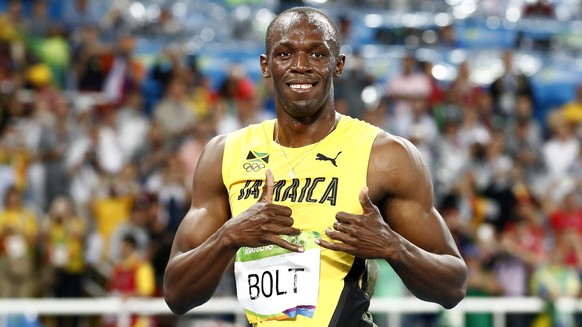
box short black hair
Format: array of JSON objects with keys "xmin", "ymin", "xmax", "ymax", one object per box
[
  {"xmin": 122, "ymin": 233, "xmax": 138, "ymax": 248},
  {"xmin": 265, "ymin": 7, "xmax": 340, "ymax": 57}
]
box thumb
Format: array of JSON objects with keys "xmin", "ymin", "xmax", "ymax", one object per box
[
  {"xmin": 259, "ymin": 169, "xmax": 275, "ymax": 203},
  {"xmin": 359, "ymin": 186, "xmax": 375, "ymax": 213}
]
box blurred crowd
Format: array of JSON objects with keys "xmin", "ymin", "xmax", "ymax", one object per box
[{"xmin": 0, "ymin": 0, "xmax": 582, "ymax": 327}]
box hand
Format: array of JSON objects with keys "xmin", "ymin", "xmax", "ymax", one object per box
[
  {"xmin": 316, "ymin": 187, "xmax": 397, "ymax": 260},
  {"xmin": 224, "ymin": 169, "xmax": 303, "ymax": 252}
]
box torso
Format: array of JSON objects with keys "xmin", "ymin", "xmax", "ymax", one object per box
[{"xmin": 222, "ymin": 114, "xmax": 382, "ymax": 326}]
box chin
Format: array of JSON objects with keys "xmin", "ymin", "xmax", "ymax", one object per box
[
  {"xmin": 283, "ymin": 99, "xmax": 325, "ymax": 118},
  {"xmin": 285, "ymin": 105, "xmax": 317, "ymax": 118}
]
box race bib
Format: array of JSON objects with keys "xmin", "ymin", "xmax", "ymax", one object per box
[{"xmin": 234, "ymin": 231, "xmax": 321, "ymax": 323}]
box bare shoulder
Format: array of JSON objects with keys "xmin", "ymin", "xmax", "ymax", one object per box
[
  {"xmin": 172, "ymin": 134, "xmax": 230, "ymax": 255},
  {"xmin": 197, "ymin": 134, "xmax": 228, "ymax": 170},
  {"xmin": 191, "ymin": 134, "xmax": 228, "ymax": 202},
  {"xmin": 367, "ymin": 132, "xmax": 433, "ymax": 207}
]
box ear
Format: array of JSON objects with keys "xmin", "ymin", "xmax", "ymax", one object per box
[
  {"xmin": 260, "ymin": 54, "xmax": 271, "ymax": 78},
  {"xmin": 334, "ymin": 54, "xmax": 346, "ymax": 77}
]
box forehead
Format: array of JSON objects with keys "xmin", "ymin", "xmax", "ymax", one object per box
[{"xmin": 270, "ymin": 12, "xmax": 335, "ymax": 47}]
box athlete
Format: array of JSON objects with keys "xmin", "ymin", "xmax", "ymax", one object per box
[{"xmin": 163, "ymin": 7, "xmax": 467, "ymax": 326}]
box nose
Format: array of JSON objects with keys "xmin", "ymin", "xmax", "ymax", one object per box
[{"xmin": 290, "ymin": 52, "xmax": 311, "ymax": 73}]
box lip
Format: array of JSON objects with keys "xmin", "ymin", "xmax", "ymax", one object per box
[{"xmin": 286, "ymin": 81, "xmax": 318, "ymax": 93}]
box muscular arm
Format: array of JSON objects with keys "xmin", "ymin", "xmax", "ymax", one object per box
[
  {"xmin": 369, "ymin": 134, "xmax": 467, "ymax": 308},
  {"xmin": 317, "ymin": 133, "xmax": 467, "ymax": 308},
  {"xmin": 163, "ymin": 135, "xmax": 235, "ymax": 314},
  {"xmin": 163, "ymin": 136, "xmax": 303, "ymax": 315}
]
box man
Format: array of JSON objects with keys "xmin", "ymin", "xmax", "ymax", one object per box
[{"xmin": 164, "ymin": 7, "xmax": 467, "ymax": 326}]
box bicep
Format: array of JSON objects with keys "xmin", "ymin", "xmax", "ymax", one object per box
[
  {"xmin": 170, "ymin": 135, "xmax": 231, "ymax": 257},
  {"xmin": 383, "ymin": 199, "xmax": 460, "ymax": 256},
  {"xmin": 369, "ymin": 134, "xmax": 460, "ymax": 257}
]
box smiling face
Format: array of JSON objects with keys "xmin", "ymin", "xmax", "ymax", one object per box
[{"xmin": 261, "ymin": 9, "xmax": 345, "ymax": 120}]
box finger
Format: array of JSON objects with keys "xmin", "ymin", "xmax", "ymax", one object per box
[
  {"xmin": 269, "ymin": 204, "xmax": 293, "ymax": 218},
  {"xmin": 325, "ymin": 227, "xmax": 357, "ymax": 244},
  {"xmin": 332, "ymin": 220, "xmax": 351, "ymax": 232},
  {"xmin": 267, "ymin": 235, "xmax": 304, "ymax": 253},
  {"xmin": 259, "ymin": 169, "xmax": 275, "ymax": 203},
  {"xmin": 264, "ymin": 224, "xmax": 301, "ymax": 236},
  {"xmin": 315, "ymin": 237, "xmax": 351, "ymax": 253},
  {"xmin": 359, "ymin": 186, "xmax": 376, "ymax": 214},
  {"xmin": 334, "ymin": 211, "xmax": 358, "ymax": 225}
]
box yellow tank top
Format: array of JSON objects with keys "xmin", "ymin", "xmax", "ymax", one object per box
[{"xmin": 223, "ymin": 114, "xmax": 382, "ymax": 327}]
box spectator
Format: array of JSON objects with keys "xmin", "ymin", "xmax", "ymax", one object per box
[
  {"xmin": 0, "ymin": 109, "xmax": 30, "ymax": 206},
  {"xmin": 434, "ymin": 110, "xmax": 469, "ymax": 198},
  {"xmin": 449, "ymin": 61, "xmax": 481, "ymax": 109},
  {"xmin": 420, "ymin": 60, "xmax": 446, "ymax": 110},
  {"xmin": 547, "ymin": 180, "xmax": 582, "ymax": 268},
  {"xmin": 335, "ymin": 51, "xmax": 375, "ymax": 119},
  {"xmin": 102, "ymin": 34, "xmax": 144, "ymax": 106},
  {"xmin": 62, "ymin": 0, "xmax": 101, "ymax": 31},
  {"xmin": 561, "ymin": 83, "xmax": 582, "ymax": 138},
  {"xmin": 34, "ymin": 25, "xmax": 70, "ymax": 89},
  {"xmin": 504, "ymin": 94, "xmax": 545, "ymax": 186},
  {"xmin": 109, "ymin": 193, "xmax": 150, "ymax": 263},
  {"xmin": 144, "ymin": 153, "xmax": 189, "ymax": 234},
  {"xmin": 0, "ymin": 186, "xmax": 38, "ymax": 298},
  {"xmin": 215, "ymin": 63, "xmax": 258, "ymax": 134},
  {"xmin": 384, "ymin": 53, "xmax": 431, "ymax": 137},
  {"xmin": 71, "ymin": 23, "xmax": 109, "ymax": 92},
  {"xmin": 178, "ymin": 117, "xmax": 216, "ymax": 184},
  {"xmin": 116, "ymin": 91, "xmax": 150, "ymax": 160},
  {"xmin": 66, "ymin": 113, "xmax": 102, "ymax": 219},
  {"xmin": 152, "ymin": 76, "xmax": 198, "ymax": 149},
  {"xmin": 37, "ymin": 98, "xmax": 72, "ymax": 210},
  {"xmin": 493, "ymin": 195, "xmax": 546, "ymax": 327},
  {"xmin": 490, "ymin": 51, "xmax": 533, "ymax": 118},
  {"xmin": 475, "ymin": 133, "xmax": 516, "ymax": 231},
  {"xmin": 542, "ymin": 111, "xmax": 579, "ymax": 183},
  {"xmin": 139, "ymin": 6, "xmax": 185, "ymax": 41},
  {"xmin": 530, "ymin": 238, "xmax": 581, "ymax": 327},
  {"xmin": 90, "ymin": 177, "xmax": 135, "ymax": 261},
  {"xmin": 22, "ymin": 0, "xmax": 52, "ymax": 40},
  {"xmin": 437, "ymin": 24, "xmax": 458, "ymax": 48},
  {"xmin": 133, "ymin": 122, "xmax": 172, "ymax": 183},
  {"xmin": 107, "ymin": 233, "xmax": 156, "ymax": 327},
  {"xmin": 142, "ymin": 194, "xmax": 171, "ymax": 292},
  {"xmin": 522, "ymin": 0, "xmax": 556, "ymax": 19},
  {"xmin": 41, "ymin": 196, "xmax": 86, "ymax": 327},
  {"xmin": 464, "ymin": 244, "xmax": 502, "ymax": 327}
]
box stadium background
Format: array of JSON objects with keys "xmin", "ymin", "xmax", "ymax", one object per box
[{"xmin": 1, "ymin": 0, "xmax": 582, "ymax": 326}]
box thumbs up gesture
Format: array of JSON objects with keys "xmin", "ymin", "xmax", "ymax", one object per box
[
  {"xmin": 315, "ymin": 187, "xmax": 395, "ymax": 259},
  {"xmin": 225, "ymin": 169, "xmax": 304, "ymax": 252}
]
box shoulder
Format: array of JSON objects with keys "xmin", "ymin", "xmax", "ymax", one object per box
[
  {"xmin": 368, "ymin": 132, "xmax": 433, "ymax": 204},
  {"xmin": 197, "ymin": 134, "xmax": 228, "ymax": 172},
  {"xmin": 370, "ymin": 132, "xmax": 423, "ymax": 165},
  {"xmin": 198, "ymin": 120, "xmax": 271, "ymax": 170}
]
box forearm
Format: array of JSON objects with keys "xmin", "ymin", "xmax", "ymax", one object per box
[
  {"xmin": 387, "ymin": 235, "xmax": 467, "ymax": 309},
  {"xmin": 163, "ymin": 228, "xmax": 237, "ymax": 315}
]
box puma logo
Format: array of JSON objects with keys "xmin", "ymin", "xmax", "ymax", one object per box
[{"xmin": 316, "ymin": 151, "xmax": 342, "ymax": 167}]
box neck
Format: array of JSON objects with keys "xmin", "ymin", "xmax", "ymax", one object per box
[{"xmin": 274, "ymin": 111, "xmax": 338, "ymax": 148}]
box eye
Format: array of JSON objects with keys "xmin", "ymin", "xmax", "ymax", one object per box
[
  {"xmin": 278, "ymin": 51, "xmax": 291, "ymax": 58},
  {"xmin": 311, "ymin": 52, "xmax": 325, "ymax": 58}
]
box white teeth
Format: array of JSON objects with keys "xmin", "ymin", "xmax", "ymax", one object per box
[{"xmin": 289, "ymin": 84, "xmax": 313, "ymax": 89}]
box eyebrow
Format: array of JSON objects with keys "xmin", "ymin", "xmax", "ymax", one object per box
[{"xmin": 273, "ymin": 40, "xmax": 330, "ymax": 50}]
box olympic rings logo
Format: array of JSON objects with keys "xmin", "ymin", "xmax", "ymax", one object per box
[{"xmin": 243, "ymin": 162, "xmax": 265, "ymax": 172}]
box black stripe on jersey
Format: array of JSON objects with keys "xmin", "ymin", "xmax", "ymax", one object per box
[{"xmin": 328, "ymin": 257, "xmax": 374, "ymax": 327}]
